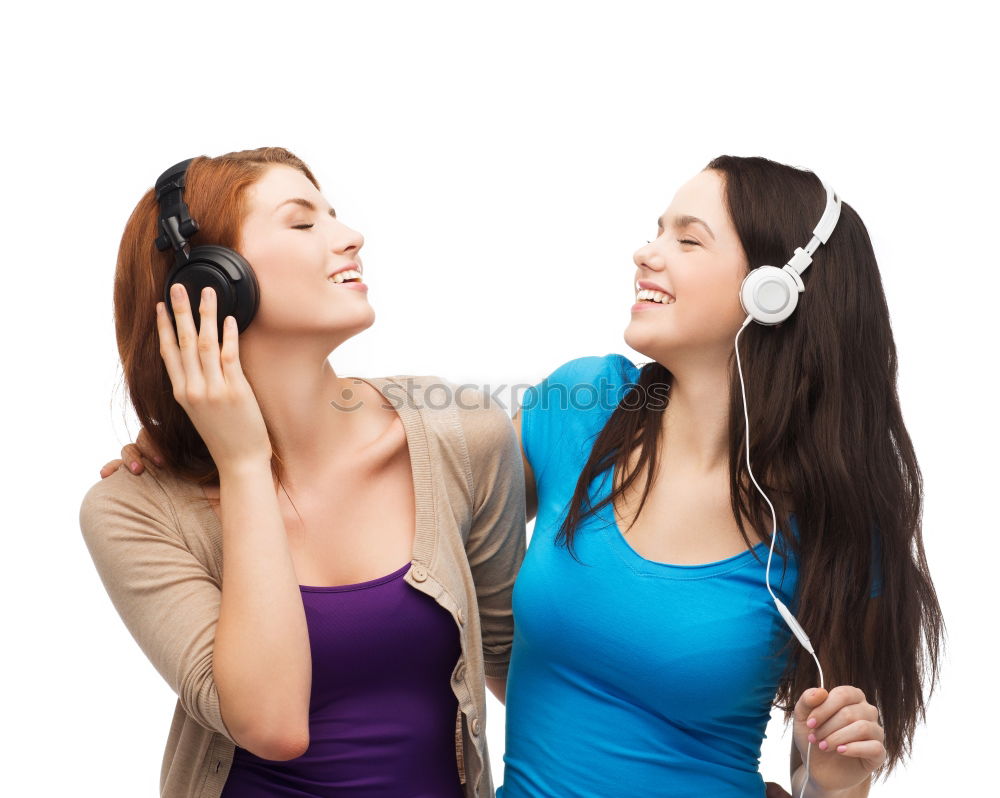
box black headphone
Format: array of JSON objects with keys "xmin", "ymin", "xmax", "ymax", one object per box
[{"xmin": 154, "ymin": 157, "xmax": 260, "ymax": 341}]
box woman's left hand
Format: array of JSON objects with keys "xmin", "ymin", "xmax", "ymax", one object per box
[{"xmin": 793, "ymin": 685, "xmax": 887, "ymax": 794}]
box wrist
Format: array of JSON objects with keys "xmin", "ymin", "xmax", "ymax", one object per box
[
  {"xmin": 217, "ymin": 455, "xmax": 274, "ymax": 481},
  {"xmin": 791, "ymin": 765, "xmax": 870, "ymax": 798}
]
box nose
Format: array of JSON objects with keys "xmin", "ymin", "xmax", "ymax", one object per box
[
  {"xmin": 633, "ymin": 240, "xmax": 664, "ymax": 272},
  {"xmin": 331, "ymin": 219, "xmax": 364, "ymax": 256}
]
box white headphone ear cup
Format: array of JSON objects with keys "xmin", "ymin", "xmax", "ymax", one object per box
[{"xmin": 739, "ymin": 266, "xmax": 800, "ymax": 326}]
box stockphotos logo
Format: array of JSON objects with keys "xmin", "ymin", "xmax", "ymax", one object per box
[{"xmin": 328, "ymin": 377, "xmax": 669, "ymax": 413}]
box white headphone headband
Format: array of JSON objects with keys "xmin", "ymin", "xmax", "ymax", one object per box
[{"xmin": 785, "ymin": 182, "xmax": 842, "ymax": 275}]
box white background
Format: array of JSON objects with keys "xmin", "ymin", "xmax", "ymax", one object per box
[{"xmin": 2, "ymin": 1, "xmax": 994, "ymax": 795}]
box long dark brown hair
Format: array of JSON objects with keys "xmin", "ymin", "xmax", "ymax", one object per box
[
  {"xmin": 556, "ymin": 155, "xmax": 944, "ymax": 778},
  {"xmin": 114, "ymin": 147, "xmax": 319, "ymax": 495}
]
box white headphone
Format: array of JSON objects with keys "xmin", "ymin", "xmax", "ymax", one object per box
[
  {"xmin": 739, "ymin": 182, "xmax": 842, "ymax": 326},
  {"xmin": 734, "ymin": 180, "xmax": 842, "ymax": 798}
]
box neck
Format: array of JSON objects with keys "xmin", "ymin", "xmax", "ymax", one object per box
[
  {"xmin": 237, "ymin": 330, "xmax": 362, "ymax": 481},
  {"xmin": 657, "ymin": 355, "xmax": 733, "ymax": 477}
]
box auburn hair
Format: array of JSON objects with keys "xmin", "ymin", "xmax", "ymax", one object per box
[
  {"xmin": 113, "ymin": 147, "xmax": 319, "ymax": 492},
  {"xmin": 555, "ymin": 155, "xmax": 944, "ymax": 778}
]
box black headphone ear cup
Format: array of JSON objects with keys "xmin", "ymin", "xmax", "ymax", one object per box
[{"xmin": 164, "ymin": 245, "xmax": 260, "ymax": 342}]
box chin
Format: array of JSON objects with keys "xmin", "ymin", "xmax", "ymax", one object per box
[
  {"xmin": 624, "ymin": 322, "xmax": 681, "ymax": 370},
  {"xmin": 336, "ymin": 305, "xmax": 376, "ymax": 336},
  {"xmin": 357, "ymin": 306, "xmax": 376, "ymax": 331},
  {"xmin": 624, "ymin": 320, "xmax": 660, "ymax": 359},
  {"xmin": 332, "ymin": 297, "xmax": 374, "ymax": 319}
]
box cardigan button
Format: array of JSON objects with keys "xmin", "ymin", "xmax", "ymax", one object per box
[
  {"xmin": 411, "ymin": 564, "xmax": 428, "ymax": 582},
  {"xmin": 455, "ymin": 664, "xmax": 465, "ymax": 681},
  {"xmin": 471, "ymin": 716, "xmax": 481, "ymax": 735},
  {"xmin": 457, "ymin": 608, "xmax": 466, "ymax": 624}
]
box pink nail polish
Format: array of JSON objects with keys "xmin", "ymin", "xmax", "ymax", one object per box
[
  {"xmin": 130, "ymin": 461, "xmax": 140, "ymax": 473},
  {"xmin": 808, "ymin": 733, "xmax": 816, "ymax": 744},
  {"xmin": 807, "ymin": 717, "xmax": 817, "ymax": 728},
  {"xmin": 837, "ymin": 745, "xmax": 848, "ymax": 753},
  {"xmin": 818, "ymin": 740, "xmax": 828, "ymax": 751}
]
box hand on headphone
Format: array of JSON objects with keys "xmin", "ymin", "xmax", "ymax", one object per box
[
  {"xmin": 792, "ymin": 685, "xmax": 886, "ymax": 794},
  {"xmin": 156, "ymin": 283, "xmax": 272, "ymax": 472}
]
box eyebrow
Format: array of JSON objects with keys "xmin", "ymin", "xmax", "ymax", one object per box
[
  {"xmin": 275, "ymin": 197, "xmax": 337, "ymax": 218},
  {"xmin": 656, "ymin": 213, "xmax": 715, "ymax": 240}
]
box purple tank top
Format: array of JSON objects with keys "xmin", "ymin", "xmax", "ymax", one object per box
[{"xmin": 220, "ymin": 562, "xmax": 465, "ymax": 797}]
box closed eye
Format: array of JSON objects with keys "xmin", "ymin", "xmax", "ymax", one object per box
[
  {"xmin": 292, "ymin": 224, "xmax": 314, "ymax": 230},
  {"xmin": 646, "ymin": 238, "xmax": 700, "ymax": 245}
]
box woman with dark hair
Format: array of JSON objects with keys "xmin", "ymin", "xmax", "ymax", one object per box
[
  {"xmin": 80, "ymin": 147, "xmax": 525, "ymax": 798},
  {"xmin": 496, "ymin": 156, "xmax": 944, "ymax": 797}
]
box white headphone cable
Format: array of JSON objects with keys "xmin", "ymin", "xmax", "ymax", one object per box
[{"xmin": 735, "ymin": 314, "xmax": 824, "ymax": 798}]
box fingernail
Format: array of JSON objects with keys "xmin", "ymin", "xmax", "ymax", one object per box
[
  {"xmin": 808, "ymin": 733, "xmax": 816, "ymax": 744},
  {"xmin": 837, "ymin": 745, "xmax": 848, "ymax": 753},
  {"xmin": 806, "ymin": 717, "xmax": 817, "ymax": 728},
  {"xmin": 130, "ymin": 461, "xmax": 140, "ymax": 473},
  {"xmin": 153, "ymin": 456, "xmax": 163, "ymax": 465},
  {"xmin": 818, "ymin": 740, "xmax": 829, "ymax": 751}
]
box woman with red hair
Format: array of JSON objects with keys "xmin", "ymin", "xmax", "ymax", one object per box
[{"xmin": 80, "ymin": 147, "xmax": 524, "ymax": 798}]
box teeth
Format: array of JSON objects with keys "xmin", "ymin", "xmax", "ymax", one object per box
[
  {"xmin": 329, "ymin": 269, "xmax": 362, "ymax": 284},
  {"xmin": 636, "ymin": 288, "xmax": 675, "ymax": 304}
]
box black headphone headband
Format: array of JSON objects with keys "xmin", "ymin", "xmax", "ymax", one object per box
[{"xmin": 154, "ymin": 158, "xmax": 200, "ymax": 262}]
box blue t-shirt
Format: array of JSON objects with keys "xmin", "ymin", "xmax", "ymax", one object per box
[{"xmin": 498, "ymin": 354, "xmax": 880, "ymax": 798}]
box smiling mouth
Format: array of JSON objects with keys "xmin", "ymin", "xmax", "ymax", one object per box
[
  {"xmin": 635, "ymin": 288, "xmax": 675, "ymax": 305},
  {"xmin": 328, "ymin": 269, "xmax": 363, "ymax": 284}
]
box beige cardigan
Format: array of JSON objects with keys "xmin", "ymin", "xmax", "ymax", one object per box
[{"xmin": 79, "ymin": 374, "xmax": 527, "ymax": 798}]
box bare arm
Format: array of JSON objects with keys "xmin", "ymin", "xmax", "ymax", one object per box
[
  {"xmin": 790, "ymin": 758, "xmax": 871, "ymax": 798},
  {"xmin": 213, "ymin": 460, "xmax": 313, "ymax": 759}
]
